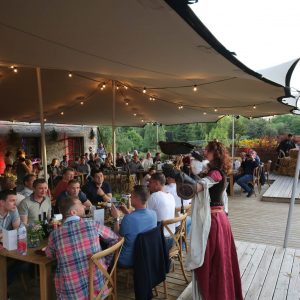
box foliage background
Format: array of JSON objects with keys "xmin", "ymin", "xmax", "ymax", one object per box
[{"xmin": 97, "ymin": 114, "xmax": 300, "ymax": 154}]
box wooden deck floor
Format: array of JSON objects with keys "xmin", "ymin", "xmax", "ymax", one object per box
[
  {"xmin": 262, "ymin": 174, "xmax": 300, "ymax": 203},
  {"xmin": 179, "ymin": 241, "xmax": 300, "ymax": 300}
]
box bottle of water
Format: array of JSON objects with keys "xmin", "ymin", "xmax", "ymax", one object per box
[{"xmin": 17, "ymin": 223, "xmax": 27, "ymax": 255}]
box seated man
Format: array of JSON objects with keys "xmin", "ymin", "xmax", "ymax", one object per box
[
  {"xmin": 19, "ymin": 173, "xmax": 36, "ymax": 198},
  {"xmin": 82, "ymin": 168, "xmax": 112, "ymax": 205},
  {"xmin": 45, "ymin": 196, "xmax": 119, "ymax": 300},
  {"xmin": 234, "ymin": 152, "xmax": 259, "ymax": 197},
  {"xmin": 76, "ymin": 155, "xmax": 91, "ymax": 175},
  {"xmin": 111, "ymin": 185, "xmax": 157, "ymax": 267},
  {"xmin": 0, "ymin": 190, "xmax": 20, "ymax": 242},
  {"xmin": 18, "ymin": 178, "xmax": 52, "ymax": 224},
  {"xmin": 128, "ymin": 154, "xmax": 144, "ymax": 174},
  {"xmin": 55, "ymin": 179, "xmax": 92, "ymax": 214},
  {"xmin": 164, "ymin": 171, "xmax": 191, "ymax": 238},
  {"xmin": 0, "ymin": 176, "xmax": 25, "ymax": 206},
  {"xmin": 147, "ymin": 173, "xmax": 176, "ymax": 249},
  {"xmin": 53, "ymin": 168, "xmax": 75, "ymax": 199}
]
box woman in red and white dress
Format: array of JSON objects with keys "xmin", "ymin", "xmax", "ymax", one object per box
[{"xmin": 186, "ymin": 140, "xmax": 243, "ymax": 300}]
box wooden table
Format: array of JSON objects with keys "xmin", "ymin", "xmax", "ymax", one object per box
[{"xmin": 0, "ymin": 241, "xmax": 55, "ymax": 300}]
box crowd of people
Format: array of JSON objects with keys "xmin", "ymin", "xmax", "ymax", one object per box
[{"xmin": 5, "ymin": 138, "xmax": 286, "ymax": 299}]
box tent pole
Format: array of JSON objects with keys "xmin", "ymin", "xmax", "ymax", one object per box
[
  {"xmin": 112, "ymin": 80, "xmax": 116, "ymax": 165},
  {"xmin": 36, "ymin": 67, "xmax": 48, "ymax": 180},
  {"xmin": 231, "ymin": 115, "xmax": 235, "ymax": 166},
  {"xmin": 156, "ymin": 123, "xmax": 159, "ymax": 152},
  {"xmin": 283, "ymin": 145, "xmax": 300, "ymax": 248}
]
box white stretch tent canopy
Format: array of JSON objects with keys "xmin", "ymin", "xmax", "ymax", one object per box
[{"xmin": 0, "ymin": 0, "xmax": 295, "ymax": 126}]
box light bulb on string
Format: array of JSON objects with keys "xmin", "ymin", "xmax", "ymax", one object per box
[
  {"xmin": 9, "ymin": 65, "xmax": 14, "ymax": 69},
  {"xmin": 193, "ymin": 85, "xmax": 197, "ymax": 92},
  {"xmin": 80, "ymin": 101, "xmax": 84, "ymax": 105},
  {"xmin": 203, "ymin": 112, "xmax": 207, "ymax": 115},
  {"xmin": 143, "ymin": 87, "xmax": 146, "ymax": 94},
  {"xmin": 68, "ymin": 72, "xmax": 73, "ymax": 78},
  {"xmin": 116, "ymin": 86, "xmax": 119, "ymax": 90},
  {"xmin": 141, "ymin": 119, "xmax": 144, "ymax": 123},
  {"xmin": 44, "ymin": 118, "xmax": 47, "ymax": 122},
  {"xmin": 124, "ymin": 85, "xmax": 128, "ymax": 90},
  {"xmin": 60, "ymin": 112, "xmax": 64, "ymax": 115},
  {"xmin": 253, "ymin": 105, "xmax": 257, "ymax": 109},
  {"xmin": 178, "ymin": 105, "xmax": 183, "ymax": 110},
  {"xmin": 102, "ymin": 83, "xmax": 106, "ymax": 89},
  {"xmin": 13, "ymin": 67, "xmax": 18, "ymax": 73},
  {"xmin": 214, "ymin": 108, "xmax": 218, "ymax": 112},
  {"xmin": 133, "ymin": 113, "xmax": 137, "ymax": 117}
]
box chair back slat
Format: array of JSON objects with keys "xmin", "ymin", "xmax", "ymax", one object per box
[{"xmin": 89, "ymin": 237, "xmax": 124, "ymax": 300}]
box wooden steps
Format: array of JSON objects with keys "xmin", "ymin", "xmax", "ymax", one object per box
[{"xmin": 262, "ymin": 174, "xmax": 300, "ymax": 203}]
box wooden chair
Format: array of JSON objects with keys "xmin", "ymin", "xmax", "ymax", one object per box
[
  {"xmin": 162, "ymin": 213, "xmax": 189, "ymax": 298},
  {"xmin": 239, "ymin": 166, "xmax": 262, "ymax": 196},
  {"xmin": 175, "ymin": 204, "xmax": 192, "ymax": 253},
  {"xmin": 264, "ymin": 160, "xmax": 272, "ymax": 186},
  {"xmin": 89, "ymin": 237, "xmax": 124, "ymax": 300}
]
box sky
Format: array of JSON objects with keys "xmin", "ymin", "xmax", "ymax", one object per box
[{"xmin": 190, "ymin": 0, "xmax": 300, "ymax": 91}]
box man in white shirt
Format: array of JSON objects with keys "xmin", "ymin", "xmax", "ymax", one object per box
[
  {"xmin": 147, "ymin": 173, "xmax": 175, "ymax": 249},
  {"xmin": 142, "ymin": 152, "xmax": 153, "ymax": 171}
]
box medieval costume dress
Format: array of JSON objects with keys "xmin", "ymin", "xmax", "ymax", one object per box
[{"xmin": 185, "ymin": 169, "xmax": 243, "ymax": 300}]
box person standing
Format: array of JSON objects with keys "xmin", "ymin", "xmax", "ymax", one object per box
[
  {"xmin": 142, "ymin": 152, "xmax": 153, "ymax": 171},
  {"xmin": 185, "ymin": 140, "xmax": 242, "ymax": 300}
]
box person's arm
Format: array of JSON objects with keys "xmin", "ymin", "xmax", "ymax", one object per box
[
  {"xmin": 18, "ymin": 200, "xmax": 29, "ymax": 225},
  {"xmin": 21, "ymin": 161, "xmax": 31, "ymax": 174},
  {"xmin": 111, "ymin": 204, "xmax": 121, "ymax": 234},
  {"xmin": 45, "ymin": 233, "xmax": 56, "ymax": 258},
  {"xmin": 12, "ymin": 210, "xmax": 21, "ymax": 229}
]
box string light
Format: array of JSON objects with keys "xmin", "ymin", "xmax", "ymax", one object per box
[
  {"xmin": 124, "ymin": 85, "xmax": 128, "ymax": 90},
  {"xmin": 143, "ymin": 87, "xmax": 146, "ymax": 94},
  {"xmin": 80, "ymin": 101, "xmax": 84, "ymax": 105},
  {"xmin": 116, "ymin": 86, "xmax": 119, "ymax": 90},
  {"xmin": 68, "ymin": 72, "xmax": 73, "ymax": 78},
  {"xmin": 9, "ymin": 65, "xmax": 14, "ymax": 69},
  {"xmin": 133, "ymin": 113, "xmax": 137, "ymax": 116},
  {"xmin": 102, "ymin": 83, "xmax": 106, "ymax": 89},
  {"xmin": 203, "ymin": 112, "xmax": 207, "ymax": 115},
  {"xmin": 253, "ymin": 105, "xmax": 257, "ymax": 109},
  {"xmin": 44, "ymin": 118, "xmax": 47, "ymax": 122},
  {"xmin": 13, "ymin": 67, "xmax": 18, "ymax": 73},
  {"xmin": 149, "ymin": 97, "xmax": 156, "ymax": 102},
  {"xmin": 60, "ymin": 112, "xmax": 64, "ymax": 115},
  {"xmin": 178, "ymin": 105, "xmax": 184, "ymax": 110},
  {"xmin": 214, "ymin": 108, "xmax": 218, "ymax": 112},
  {"xmin": 193, "ymin": 85, "xmax": 197, "ymax": 92},
  {"xmin": 141, "ymin": 119, "xmax": 144, "ymax": 123}
]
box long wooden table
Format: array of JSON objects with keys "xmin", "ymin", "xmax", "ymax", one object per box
[{"xmin": 0, "ymin": 241, "xmax": 55, "ymax": 300}]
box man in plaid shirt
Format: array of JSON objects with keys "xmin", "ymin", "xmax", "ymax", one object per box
[{"xmin": 45, "ymin": 196, "xmax": 119, "ymax": 300}]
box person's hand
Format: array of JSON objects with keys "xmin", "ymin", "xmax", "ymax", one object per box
[
  {"xmin": 97, "ymin": 187, "xmax": 105, "ymax": 196},
  {"xmin": 111, "ymin": 204, "xmax": 120, "ymax": 218},
  {"xmin": 119, "ymin": 204, "xmax": 130, "ymax": 215}
]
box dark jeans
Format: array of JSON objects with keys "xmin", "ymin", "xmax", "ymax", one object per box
[{"xmin": 235, "ymin": 174, "xmax": 253, "ymax": 193}]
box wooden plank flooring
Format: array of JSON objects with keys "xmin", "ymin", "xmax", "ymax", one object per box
[
  {"xmin": 262, "ymin": 174, "xmax": 300, "ymax": 203},
  {"xmin": 179, "ymin": 241, "xmax": 300, "ymax": 300}
]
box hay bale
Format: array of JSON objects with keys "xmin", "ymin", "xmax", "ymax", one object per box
[{"xmin": 289, "ymin": 148, "xmax": 299, "ymax": 159}]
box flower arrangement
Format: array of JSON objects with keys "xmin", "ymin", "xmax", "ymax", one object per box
[{"xmin": 27, "ymin": 222, "xmax": 45, "ymax": 248}]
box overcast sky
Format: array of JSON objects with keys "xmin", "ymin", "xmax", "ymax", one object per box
[{"xmin": 191, "ymin": 0, "xmax": 300, "ymax": 91}]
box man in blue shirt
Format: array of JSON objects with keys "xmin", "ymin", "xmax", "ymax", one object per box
[
  {"xmin": 55, "ymin": 179, "xmax": 92, "ymax": 213},
  {"xmin": 111, "ymin": 185, "xmax": 157, "ymax": 267},
  {"xmin": 82, "ymin": 169, "xmax": 112, "ymax": 205}
]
